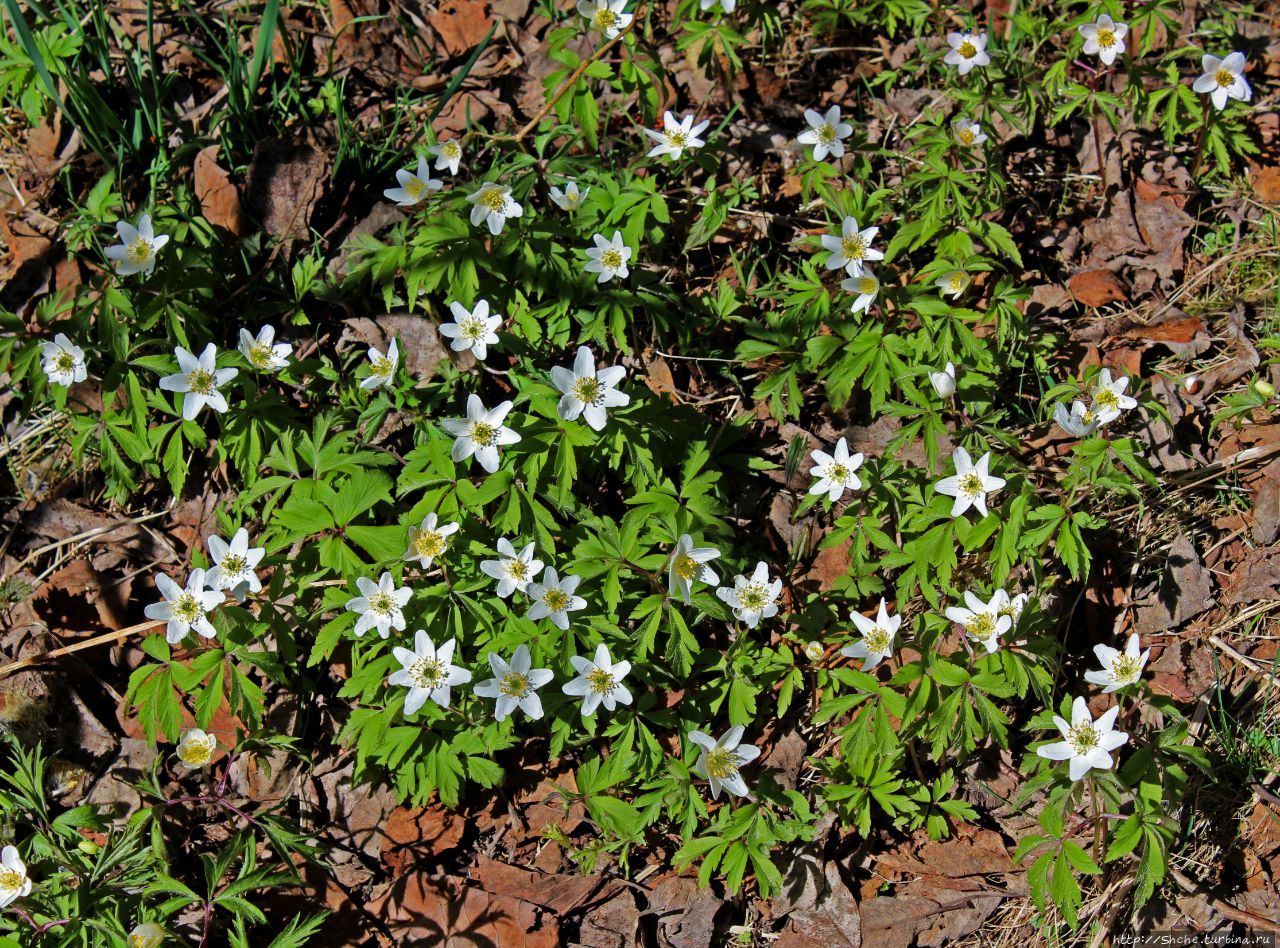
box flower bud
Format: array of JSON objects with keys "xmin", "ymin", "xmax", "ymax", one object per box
[
  {"xmin": 804, "ymin": 641, "xmax": 825, "ymax": 662},
  {"xmin": 77, "ymin": 840, "xmax": 100, "ymax": 855},
  {"xmin": 1253, "ymin": 379, "xmax": 1275, "ymax": 399}
]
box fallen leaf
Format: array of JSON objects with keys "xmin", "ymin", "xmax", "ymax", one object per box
[
  {"xmin": 777, "ymin": 861, "xmax": 861, "ymax": 947},
  {"xmin": 243, "ymin": 139, "xmax": 327, "ymax": 241},
  {"xmin": 364, "ymin": 873, "xmax": 560, "ymax": 946},
  {"xmin": 1068, "ymin": 268, "xmax": 1127, "ymax": 307},
  {"xmin": 194, "ymin": 145, "xmax": 247, "ymax": 236},
  {"xmin": 428, "ymin": 0, "xmax": 494, "ymax": 57},
  {"xmin": 380, "ymin": 805, "xmax": 466, "ymax": 878},
  {"xmin": 1251, "ymin": 165, "xmax": 1280, "ymax": 204},
  {"xmin": 1134, "ymin": 533, "xmax": 1214, "ymax": 633},
  {"xmin": 472, "ymin": 856, "xmax": 610, "ymax": 915},
  {"xmin": 644, "ymin": 876, "xmax": 724, "ymax": 948}
]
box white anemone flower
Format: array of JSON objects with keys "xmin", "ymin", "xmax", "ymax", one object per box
[
  {"xmin": 345, "ymin": 572, "xmax": 411, "ymax": 639},
  {"xmin": 999, "ymin": 591, "xmax": 1029, "ymax": 626},
  {"xmin": 1089, "ymin": 368, "xmax": 1137, "ymax": 423},
  {"xmin": 428, "ymin": 138, "xmax": 463, "ymax": 175},
  {"xmin": 841, "ymin": 270, "xmax": 880, "ymax": 314},
  {"xmin": 176, "ymin": 728, "xmax": 217, "ymax": 769},
  {"xmin": 1193, "ymin": 52, "xmax": 1251, "ymax": 111},
  {"xmin": 404, "ymin": 513, "xmax": 460, "ymax": 569},
  {"xmin": 383, "ymin": 156, "xmax": 443, "ymax": 207},
  {"xmin": 668, "ymin": 534, "xmax": 721, "ymax": 604},
  {"xmin": 930, "ymin": 361, "xmax": 957, "ymax": 398},
  {"xmin": 577, "ymin": 0, "xmax": 632, "ymax": 39},
  {"xmin": 238, "ymin": 325, "xmax": 291, "ymax": 372},
  {"xmin": 821, "ymin": 216, "xmax": 883, "ymax": 277},
  {"xmin": 527, "ymin": 567, "xmax": 588, "ymax": 630},
  {"xmin": 934, "ymin": 447, "xmax": 1006, "ymax": 518},
  {"xmin": 206, "ymin": 527, "xmax": 265, "ymax": 600},
  {"xmin": 808, "ymin": 437, "xmax": 865, "ymax": 503},
  {"xmin": 1084, "ymin": 633, "xmax": 1150, "ymax": 693},
  {"xmin": 690, "ymin": 726, "xmax": 760, "ymax": 800},
  {"xmin": 1054, "ymin": 400, "xmax": 1104, "ymax": 437},
  {"xmin": 717, "ymin": 561, "xmax": 782, "ymax": 628},
  {"xmin": 797, "ymin": 106, "xmax": 853, "ymax": 161},
  {"xmin": 550, "ymin": 180, "xmax": 590, "ymax": 210},
  {"xmin": 552, "ymin": 346, "xmax": 630, "ymax": 430},
  {"xmin": 1078, "ymin": 14, "xmax": 1127, "ymax": 66},
  {"xmin": 563, "ymin": 643, "xmax": 633, "ymax": 717},
  {"xmin": 127, "ymin": 923, "xmax": 166, "ymax": 948},
  {"xmin": 644, "ymin": 111, "xmax": 710, "ymax": 161},
  {"xmin": 106, "ymin": 213, "xmax": 169, "ymax": 278},
  {"xmin": 360, "ymin": 339, "xmax": 399, "ymax": 391},
  {"xmin": 944, "ymin": 31, "xmax": 990, "ymax": 75},
  {"xmin": 945, "ymin": 590, "xmax": 1013, "ymax": 654},
  {"xmin": 0, "ymin": 845, "xmax": 33, "ymax": 909},
  {"xmin": 441, "ymin": 394, "xmax": 520, "ymax": 473},
  {"xmin": 159, "ymin": 344, "xmax": 238, "ymax": 421},
  {"xmin": 699, "ymin": 0, "xmax": 735, "ymax": 11},
  {"xmin": 144, "ymin": 569, "xmax": 222, "ymax": 644},
  {"xmin": 936, "ymin": 269, "xmax": 971, "ymax": 298},
  {"xmin": 438, "ymin": 299, "xmax": 501, "ymax": 361},
  {"xmin": 41, "ymin": 333, "xmax": 88, "ymax": 386},
  {"xmin": 952, "ymin": 117, "xmax": 988, "ymax": 146},
  {"xmin": 1037, "ymin": 696, "xmax": 1129, "ymax": 781},
  {"xmin": 584, "ymin": 231, "xmax": 632, "ymax": 284},
  {"xmin": 840, "ymin": 598, "xmax": 901, "ymax": 671},
  {"xmin": 389, "ymin": 631, "xmax": 472, "ymax": 713},
  {"xmin": 473, "ymin": 645, "xmax": 554, "ymax": 722},
  {"xmin": 467, "ymin": 182, "xmax": 523, "ymax": 236},
  {"xmin": 480, "ymin": 538, "xmax": 544, "ymax": 598}
]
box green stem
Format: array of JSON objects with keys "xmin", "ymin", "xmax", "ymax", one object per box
[{"xmin": 1191, "ymin": 96, "xmax": 1212, "ymax": 179}]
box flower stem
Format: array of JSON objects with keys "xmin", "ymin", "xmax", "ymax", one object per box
[
  {"xmin": 1191, "ymin": 96, "xmax": 1212, "ymax": 179},
  {"xmin": 1090, "ymin": 773, "xmax": 1104, "ymax": 866}
]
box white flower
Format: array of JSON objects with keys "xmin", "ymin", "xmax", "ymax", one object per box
[
  {"xmin": 821, "ymin": 216, "xmax": 883, "ymax": 277},
  {"xmin": 206, "ymin": 528, "xmax": 265, "ymax": 600},
  {"xmin": 527, "ymin": 567, "xmax": 588, "ymax": 630},
  {"xmin": 550, "ymin": 179, "xmax": 590, "ymax": 210},
  {"xmin": 238, "ymin": 325, "xmax": 291, "ymax": 372},
  {"xmin": 0, "ymin": 845, "xmax": 32, "ymax": 909},
  {"xmin": 144, "ymin": 569, "xmax": 222, "ymax": 644},
  {"xmin": 404, "ymin": 513, "xmax": 459, "ymax": 568},
  {"xmin": 1078, "ymin": 14, "xmax": 1127, "ymax": 66},
  {"xmin": 428, "ymin": 138, "xmax": 464, "ymax": 175},
  {"xmin": 158, "ymin": 344, "xmax": 238, "ymax": 421},
  {"xmin": 690, "ymin": 726, "xmax": 759, "ymax": 800},
  {"xmin": 1084, "ymin": 633, "xmax": 1150, "ymax": 693},
  {"xmin": 383, "ymin": 156, "xmax": 443, "ymax": 206},
  {"xmin": 716, "ymin": 561, "xmax": 782, "ymax": 628},
  {"xmin": 930, "ymin": 361, "xmax": 957, "ymax": 398},
  {"xmin": 797, "ymin": 106, "xmax": 853, "ymax": 161},
  {"xmin": 644, "ymin": 111, "xmax": 710, "ymax": 161},
  {"xmin": 176, "ymin": 728, "xmax": 218, "ymax": 769},
  {"xmin": 934, "ymin": 447, "xmax": 1006, "ymax": 518},
  {"xmin": 563, "ymin": 643, "xmax": 633, "ymax": 717},
  {"xmin": 480, "ymin": 538, "xmax": 544, "ymax": 598},
  {"xmin": 127, "ymin": 922, "xmax": 166, "ymax": 948},
  {"xmin": 699, "ymin": 0, "xmax": 735, "ymax": 11},
  {"xmin": 345, "ymin": 572, "xmax": 411, "ymax": 639},
  {"xmin": 1192, "ymin": 51, "xmax": 1251, "ymax": 111},
  {"xmin": 1053, "ymin": 400, "xmax": 1103, "ymax": 437},
  {"xmin": 473, "ymin": 645, "xmax": 554, "ymax": 722},
  {"xmin": 1089, "ymin": 368, "xmax": 1136, "ymax": 423},
  {"xmin": 438, "ymin": 299, "xmax": 501, "ymax": 361},
  {"xmin": 105, "ymin": 213, "xmax": 169, "ymax": 277},
  {"xmin": 944, "ymin": 590, "xmax": 1013, "ymax": 654},
  {"xmin": 999, "ymin": 592, "xmax": 1028, "ymax": 625},
  {"xmin": 808, "ymin": 437, "xmax": 865, "ymax": 503},
  {"xmin": 441, "ymin": 394, "xmax": 520, "ymax": 473},
  {"xmin": 668, "ymin": 534, "xmax": 721, "ymax": 604},
  {"xmin": 584, "ymin": 231, "xmax": 633, "ymax": 284},
  {"xmin": 841, "ymin": 270, "xmax": 880, "ymax": 314},
  {"xmin": 944, "ymin": 31, "xmax": 990, "ymax": 75},
  {"xmin": 1037, "ymin": 696, "xmax": 1129, "ymax": 781},
  {"xmin": 466, "ymin": 182, "xmax": 523, "ymax": 236},
  {"xmin": 389, "ymin": 631, "xmax": 472, "ymax": 713},
  {"xmin": 40, "ymin": 333, "xmax": 87, "ymax": 386},
  {"xmin": 551, "ymin": 346, "xmax": 630, "ymax": 430},
  {"xmin": 577, "ymin": 0, "xmax": 632, "ymax": 39},
  {"xmin": 840, "ymin": 598, "xmax": 900, "ymax": 671},
  {"xmin": 936, "ymin": 269, "xmax": 971, "ymax": 298},
  {"xmin": 952, "ymin": 117, "xmax": 988, "ymax": 146},
  {"xmin": 360, "ymin": 339, "xmax": 399, "ymax": 391}
]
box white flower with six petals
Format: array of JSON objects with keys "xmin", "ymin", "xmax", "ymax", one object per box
[
  {"xmin": 473, "ymin": 645, "xmax": 554, "ymax": 722},
  {"xmin": 668, "ymin": 534, "xmax": 721, "ymax": 604},
  {"xmin": 527, "ymin": 567, "xmax": 588, "ymax": 630},
  {"xmin": 438, "ymin": 299, "xmax": 502, "ymax": 361},
  {"xmin": 644, "ymin": 111, "xmax": 709, "ymax": 161},
  {"xmin": 466, "ymin": 183, "xmax": 523, "ymax": 235},
  {"xmin": 106, "ymin": 213, "xmax": 169, "ymax": 278},
  {"xmin": 144, "ymin": 569, "xmax": 222, "ymax": 644},
  {"xmin": 345, "ymin": 572, "xmax": 411, "ymax": 639},
  {"xmin": 716, "ymin": 561, "xmax": 782, "ymax": 628},
  {"xmin": 584, "ymin": 231, "xmax": 633, "ymax": 284},
  {"xmin": 441, "ymin": 394, "xmax": 521, "ymax": 473},
  {"xmin": 562, "ymin": 643, "xmax": 633, "ymax": 716},
  {"xmin": 1084, "ymin": 633, "xmax": 1150, "ymax": 693},
  {"xmin": 934, "ymin": 447, "xmax": 1006, "ymax": 518},
  {"xmin": 206, "ymin": 528, "xmax": 265, "ymax": 599},
  {"xmin": 389, "ymin": 631, "xmax": 472, "ymax": 713},
  {"xmin": 238, "ymin": 325, "xmax": 291, "ymax": 372},
  {"xmin": 41, "ymin": 333, "xmax": 87, "ymax": 386},
  {"xmin": 808, "ymin": 437, "xmax": 865, "ymax": 503},
  {"xmin": 404, "ymin": 513, "xmax": 460, "ymax": 568},
  {"xmin": 159, "ymin": 344, "xmax": 238, "ymax": 421},
  {"xmin": 945, "ymin": 590, "xmax": 1013, "ymax": 654},
  {"xmin": 1192, "ymin": 52, "xmax": 1251, "ymax": 111},
  {"xmin": 797, "ymin": 106, "xmax": 853, "ymax": 161},
  {"xmin": 840, "ymin": 598, "xmax": 901, "ymax": 671},
  {"xmin": 552, "ymin": 346, "xmax": 630, "ymax": 431},
  {"xmin": 944, "ymin": 31, "xmax": 990, "ymax": 75},
  {"xmin": 1036, "ymin": 696, "xmax": 1129, "ymax": 781},
  {"xmin": 383, "ymin": 156, "xmax": 443, "ymax": 206},
  {"xmin": 1078, "ymin": 14, "xmax": 1127, "ymax": 66},
  {"xmin": 690, "ymin": 726, "xmax": 759, "ymax": 800},
  {"xmin": 821, "ymin": 216, "xmax": 883, "ymax": 277},
  {"xmin": 480, "ymin": 538, "xmax": 544, "ymax": 598}
]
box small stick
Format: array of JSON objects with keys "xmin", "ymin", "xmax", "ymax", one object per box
[{"xmin": 0, "ymin": 619, "xmax": 164, "ymax": 679}]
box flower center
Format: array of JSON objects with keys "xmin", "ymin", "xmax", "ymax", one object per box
[
  {"xmin": 864, "ymin": 627, "xmax": 891, "ymax": 654},
  {"xmin": 126, "ymin": 236, "xmax": 153, "ymax": 264},
  {"xmin": 0, "ymin": 868, "xmax": 24, "ymax": 889},
  {"xmin": 968, "ymin": 612, "xmax": 995, "ymax": 639},
  {"xmin": 55, "ymin": 351, "xmax": 77, "ymax": 372},
  {"xmin": 1111, "ymin": 654, "xmax": 1141, "ymax": 683},
  {"xmin": 405, "ymin": 177, "xmax": 425, "ymax": 199},
  {"xmin": 1093, "ymin": 388, "xmax": 1118, "ymax": 410},
  {"xmin": 460, "ymin": 316, "xmax": 486, "ymax": 341},
  {"xmin": 948, "ymin": 273, "xmax": 967, "ymax": 292},
  {"xmin": 506, "ymin": 558, "xmax": 528, "ymax": 581},
  {"xmin": 1215, "ymin": 69, "xmax": 1235, "ymax": 89},
  {"xmin": 959, "ymin": 128, "xmax": 976, "ymax": 145},
  {"xmin": 371, "ymin": 356, "xmax": 394, "ymax": 379},
  {"xmin": 443, "ymin": 141, "xmax": 461, "ymax": 159},
  {"xmin": 220, "ymin": 554, "xmax": 247, "ymax": 579},
  {"xmin": 674, "ymin": 553, "xmax": 699, "ymax": 582},
  {"xmin": 817, "ymin": 123, "xmax": 837, "ymax": 143},
  {"xmin": 248, "ymin": 342, "xmax": 274, "ymax": 368},
  {"xmin": 840, "ymin": 235, "xmax": 867, "ymax": 260},
  {"xmin": 414, "ymin": 530, "xmax": 446, "ymax": 559},
  {"xmin": 587, "ymin": 668, "xmax": 616, "ymax": 695},
  {"xmin": 595, "ymin": 8, "xmax": 617, "ymax": 28},
  {"xmin": 857, "ymin": 276, "xmax": 877, "ymax": 294},
  {"xmin": 409, "ymin": 656, "xmax": 447, "ymax": 689},
  {"xmin": 180, "ymin": 739, "xmax": 213, "ymax": 766},
  {"xmin": 958, "ymin": 40, "xmax": 977, "ymax": 58},
  {"xmin": 500, "ymin": 671, "xmax": 530, "ymax": 698},
  {"xmin": 470, "ymin": 420, "xmax": 497, "ymax": 447},
  {"xmin": 368, "ymin": 592, "xmax": 395, "ymax": 616},
  {"xmin": 960, "ymin": 473, "xmax": 984, "ymax": 497},
  {"xmin": 480, "ymin": 188, "xmax": 508, "ymax": 212},
  {"xmin": 1068, "ymin": 722, "xmax": 1099, "ymax": 754},
  {"xmin": 828, "ymin": 462, "xmax": 849, "ymax": 482},
  {"xmin": 705, "ymin": 747, "xmax": 739, "ymax": 780},
  {"xmin": 666, "ymin": 130, "xmax": 688, "ymax": 148},
  {"xmin": 738, "ymin": 583, "xmax": 768, "ymax": 611},
  {"xmin": 1096, "ymin": 29, "xmax": 1115, "ymax": 48},
  {"xmin": 600, "ymin": 248, "xmax": 624, "ymax": 270},
  {"xmin": 173, "ymin": 592, "xmax": 202, "ymax": 624},
  {"xmin": 573, "ymin": 376, "xmax": 603, "ymax": 403},
  {"xmin": 188, "ymin": 368, "xmax": 215, "ymax": 395},
  {"xmin": 543, "ymin": 588, "xmax": 571, "ymax": 612}
]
